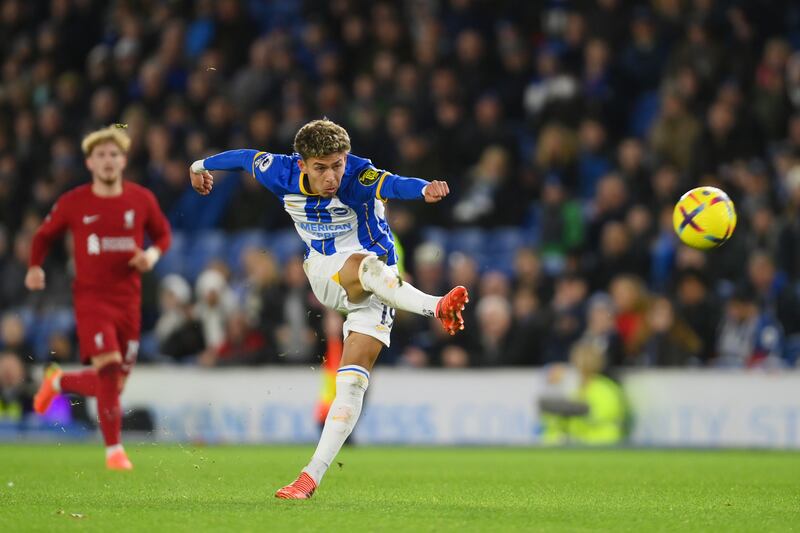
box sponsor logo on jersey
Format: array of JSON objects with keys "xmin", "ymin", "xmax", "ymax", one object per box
[
  {"xmin": 88, "ymin": 234, "xmax": 100, "ymax": 255},
  {"xmin": 94, "ymin": 332, "xmax": 104, "ymax": 349},
  {"xmin": 298, "ymin": 221, "xmax": 353, "ymax": 240},
  {"xmin": 124, "ymin": 209, "xmax": 135, "ymax": 229},
  {"xmin": 101, "ymin": 237, "xmax": 137, "ymax": 252},
  {"xmin": 358, "ymin": 167, "xmax": 381, "ymax": 186},
  {"xmin": 82, "ymin": 215, "xmax": 100, "ymax": 225},
  {"xmin": 87, "ymin": 234, "xmax": 137, "ymax": 254},
  {"xmin": 256, "ymin": 152, "xmax": 274, "ymax": 172}
]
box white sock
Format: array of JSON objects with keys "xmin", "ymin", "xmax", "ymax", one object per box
[
  {"xmin": 358, "ymin": 255, "xmax": 440, "ymax": 317},
  {"xmin": 303, "ymin": 366, "xmax": 369, "ymax": 484},
  {"xmin": 106, "ymin": 444, "xmax": 124, "ymax": 458}
]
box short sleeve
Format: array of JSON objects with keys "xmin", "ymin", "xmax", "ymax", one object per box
[{"xmin": 252, "ymin": 152, "xmax": 293, "ymax": 193}]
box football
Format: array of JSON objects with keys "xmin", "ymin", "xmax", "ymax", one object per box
[{"xmin": 672, "ymin": 186, "xmax": 737, "ymax": 249}]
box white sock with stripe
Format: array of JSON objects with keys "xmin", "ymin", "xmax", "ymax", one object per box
[
  {"xmin": 303, "ymin": 365, "xmax": 370, "ymax": 484},
  {"xmin": 358, "ymin": 255, "xmax": 440, "ymax": 317},
  {"xmin": 105, "ymin": 444, "xmax": 124, "ymax": 459}
]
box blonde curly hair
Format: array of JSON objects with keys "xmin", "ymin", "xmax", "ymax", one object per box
[{"xmin": 293, "ymin": 119, "xmax": 351, "ymax": 160}]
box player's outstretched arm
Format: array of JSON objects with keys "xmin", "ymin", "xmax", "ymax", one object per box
[
  {"xmin": 374, "ymin": 171, "xmax": 451, "ymax": 203},
  {"xmin": 189, "ymin": 149, "xmax": 261, "ymax": 195}
]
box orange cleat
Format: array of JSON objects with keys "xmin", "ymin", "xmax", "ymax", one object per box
[
  {"xmin": 106, "ymin": 450, "xmax": 133, "ymax": 471},
  {"xmin": 275, "ymin": 472, "xmax": 317, "ymax": 500},
  {"xmin": 435, "ymin": 286, "xmax": 469, "ymax": 335},
  {"xmin": 34, "ymin": 365, "xmax": 63, "ymax": 415}
]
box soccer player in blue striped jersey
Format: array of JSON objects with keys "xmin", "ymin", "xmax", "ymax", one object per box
[{"xmin": 189, "ymin": 119, "xmax": 469, "ymax": 499}]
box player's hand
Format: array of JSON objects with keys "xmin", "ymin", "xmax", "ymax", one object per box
[
  {"xmin": 423, "ymin": 180, "xmax": 450, "ymax": 203},
  {"xmin": 25, "ymin": 266, "xmax": 46, "ymax": 291},
  {"xmin": 190, "ymin": 169, "xmax": 214, "ymax": 195},
  {"xmin": 128, "ymin": 247, "xmax": 157, "ymax": 273}
]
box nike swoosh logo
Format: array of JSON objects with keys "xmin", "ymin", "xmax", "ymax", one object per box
[{"xmin": 83, "ymin": 215, "xmax": 100, "ymax": 224}]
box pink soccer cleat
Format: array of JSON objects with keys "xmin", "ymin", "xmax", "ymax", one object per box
[
  {"xmin": 435, "ymin": 286, "xmax": 470, "ymax": 335},
  {"xmin": 275, "ymin": 472, "xmax": 317, "ymax": 500},
  {"xmin": 106, "ymin": 449, "xmax": 133, "ymax": 471},
  {"xmin": 34, "ymin": 365, "xmax": 62, "ymax": 415}
]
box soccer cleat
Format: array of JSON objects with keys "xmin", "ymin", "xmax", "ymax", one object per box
[
  {"xmin": 34, "ymin": 364, "xmax": 63, "ymax": 415},
  {"xmin": 435, "ymin": 286, "xmax": 469, "ymax": 336},
  {"xmin": 275, "ymin": 472, "xmax": 317, "ymax": 500},
  {"xmin": 106, "ymin": 450, "xmax": 133, "ymax": 471}
]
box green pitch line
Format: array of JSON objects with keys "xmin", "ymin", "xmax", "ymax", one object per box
[{"xmin": 0, "ymin": 444, "xmax": 797, "ymax": 532}]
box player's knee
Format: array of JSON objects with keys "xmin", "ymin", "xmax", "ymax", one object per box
[
  {"xmin": 357, "ymin": 254, "xmax": 397, "ymax": 291},
  {"xmin": 92, "ymin": 351, "xmax": 123, "ymax": 370}
]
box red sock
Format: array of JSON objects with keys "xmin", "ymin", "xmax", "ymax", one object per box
[
  {"xmin": 96, "ymin": 364, "xmax": 122, "ymax": 447},
  {"xmin": 60, "ymin": 369, "xmax": 98, "ymax": 397}
]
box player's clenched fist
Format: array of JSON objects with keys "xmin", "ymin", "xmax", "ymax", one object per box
[
  {"xmin": 189, "ymin": 160, "xmax": 214, "ymax": 195},
  {"xmin": 128, "ymin": 247, "xmax": 161, "ymax": 273},
  {"xmin": 25, "ymin": 266, "xmax": 46, "ymax": 290},
  {"xmin": 423, "ymin": 180, "xmax": 450, "ymax": 203}
]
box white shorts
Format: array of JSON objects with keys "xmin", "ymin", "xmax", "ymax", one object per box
[{"xmin": 303, "ymin": 251, "xmax": 396, "ymax": 347}]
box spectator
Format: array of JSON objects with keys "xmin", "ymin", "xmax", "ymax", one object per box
[
  {"xmin": 198, "ymin": 310, "xmax": 267, "ymax": 367},
  {"xmin": 452, "ymin": 145, "xmax": 511, "ymax": 226},
  {"xmin": 649, "ymin": 91, "xmax": 700, "ymax": 172},
  {"xmin": 193, "ymin": 268, "xmax": 236, "ymax": 352},
  {"xmin": 640, "ymin": 296, "xmax": 702, "ymax": 367},
  {"xmin": 673, "ymin": 269, "xmax": 720, "ymax": 364},
  {"xmin": 543, "ymin": 274, "xmax": 588, "ymax": 364},
  {"xmin": 746, "ymin": 251, "xmax": 800, "ymax": 335},
  {"xmin": 609, "ymin": 275, "xmax": 650, "ymax": 363},
  {"xmin": 155, "ymin": 274, "xmax": 204, "ymax": 360},
  {"xmin": 0, "ymin": 313, "xmax": 32, "ymax": 362},
  {"xmin": 717, "ymin": 285, "xmax": 785, "ymax": 368},
  {"xmin": 474, "ymin": 295, "xmax": 513, "ymax": 366},
  {"xmin": 0, "ymin": 351, "xmax": 33, "ymax": 424},
  {"xmin": 539, "ymin": 340, "xmax": 626, "ymax": 445},
  {"xmin": 577, "ymin": 293, "xmax": 624, "ymax": 368}
]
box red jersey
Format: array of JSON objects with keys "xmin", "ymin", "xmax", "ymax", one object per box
[{"xmin": 29, "ymin": 182, "xmax": 171, "ymax": 305}]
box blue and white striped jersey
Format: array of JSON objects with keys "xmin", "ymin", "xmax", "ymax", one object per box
[{"xmin": 201, "ymin": 150, "xmax": 429, "ymax": 266}]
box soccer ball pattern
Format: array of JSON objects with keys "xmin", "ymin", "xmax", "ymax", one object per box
[{"xmin": 673, "ymin": 187, "xmax": 737, "ymax": 250}]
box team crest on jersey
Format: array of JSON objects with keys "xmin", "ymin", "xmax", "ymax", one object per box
[
  {"xmin": 124, "ymin": 209, "xmax": 135, "ymax": 229},
  {"xmin": 330, "ymin": 207, "xmax": 349, "ymax": 216},
  {"xmin": 256, "ymin": 153, "xmax": 274, "ymax": 172},
  {"xmin": 358, "ymin": 168, "xmax": 381, "ymax": 185}
]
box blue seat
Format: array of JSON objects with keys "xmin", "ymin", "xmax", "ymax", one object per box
[
  {"xmin": 420, "ymin": 227, "xmax": 449, "ymax": 250},
  {"xmin": 448, "ymin": 228, "xmax": 486, "ymax": 255},
  {"xmin": 269, "ymin": 229, "xmax": 305, "ymax": 263},
  {"xmin": 228, "ymin": 230, "xmax": 270, "ymax": 275},
  {"xmin": 185, "ymin": 230, "xmax": 227, "ymax": 280},
  {"xmin": 487, "ymin": 227, "xmax": 526, "ymax": 256},
  {"xmin": 31, "ymin": 308, "xmax": 75, "ymax": 361},
  {"xmin": 155, "ymin": 230, "xmax": 187, "ymax": 278}
]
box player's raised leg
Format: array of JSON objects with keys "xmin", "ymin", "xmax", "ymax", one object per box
[
  {"xmin": 34, "ymin": 365, "xmax": 98, "ymax": 414},
  {"xmin": 275, "ymin": 332, "xmax": 379, "ymax": 500},
  {"xmin": 341, "ymin": 253, "xmax": 470, "ymax": 335}
]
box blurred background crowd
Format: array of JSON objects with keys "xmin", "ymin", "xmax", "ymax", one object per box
[{"xmin": 2, "ymin": 0, "xmax": 800, "ymax": 385}]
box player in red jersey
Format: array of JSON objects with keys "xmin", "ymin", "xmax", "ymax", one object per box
[{"xmin": 27, "ymin": 126, "xmax": 171, "ymax": 470}]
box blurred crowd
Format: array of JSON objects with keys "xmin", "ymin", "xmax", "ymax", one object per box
[{"xmin": 2, "ymin": 0, "xmax": 800, "ymax": 381}]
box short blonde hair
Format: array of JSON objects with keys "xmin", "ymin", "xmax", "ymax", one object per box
[
  {"xmin": 81, "ymin": 125, "xmax": 131, "ymax": 156},
  {"xmin": 293, "ymin": 119, "xmax": 351, "ymax": 160}
]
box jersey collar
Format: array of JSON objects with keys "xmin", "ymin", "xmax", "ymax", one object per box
[{"xmin": 298, "ymin": 173, "xmax": 319, "ymax": 196}]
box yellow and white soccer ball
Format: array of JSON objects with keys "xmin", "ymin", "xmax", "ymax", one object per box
[{"xmin": 672, "ymin": 186, "xmax": 737, "ymax": 249}]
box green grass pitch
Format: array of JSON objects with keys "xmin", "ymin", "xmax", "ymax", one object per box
[{"xmin": 0, "ymin": 444, "xmax": 798, "ymax": 532}]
